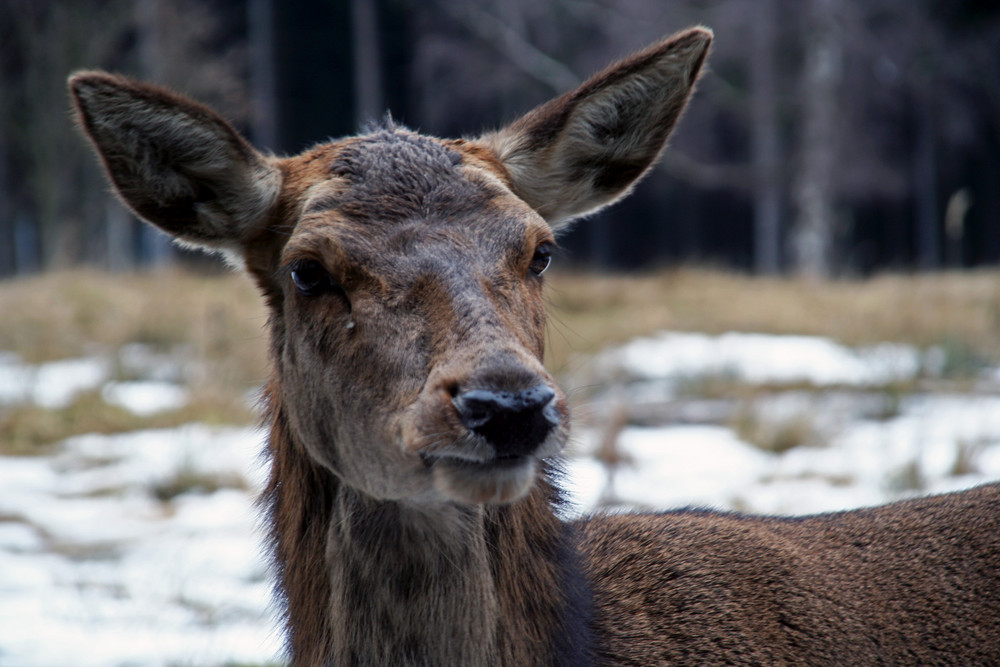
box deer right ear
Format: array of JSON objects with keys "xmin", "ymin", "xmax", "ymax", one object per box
[
  {"xmin": 69, "ymin": 72, "xmax": 280, "ymax": 251},
  {"xmin": 482, "ymin": 27, "xmax": 711, "ymax": 228}
]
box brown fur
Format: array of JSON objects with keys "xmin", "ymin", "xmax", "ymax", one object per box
[
  {"xmin": 579, "ymin": 487, "xmax": 1000, "ymax": 664},
  {"xmin": 70, "ymin": 26, "xmax": 1000, "ymax": 666}
]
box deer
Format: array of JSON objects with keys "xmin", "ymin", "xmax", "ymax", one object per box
[{"xmin": 69, "ymin": 26, "xmax": 1000, "ymax": 666}]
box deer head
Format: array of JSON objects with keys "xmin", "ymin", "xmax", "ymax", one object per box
[{"xmin": 69, "ymin": 28, "xmax": 711, "ymax": 508}]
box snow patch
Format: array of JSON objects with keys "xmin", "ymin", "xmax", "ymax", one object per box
[
  {"xmin": 597, "ymin": 331, "xmax": 921, "ymax": 387},
  {"xmin": 0, "ymin": 425, "xmax": 281, "ymax": 667},
  {"xmin": 102, "ymin": 381, "xmax": 189, "ymax": 415},
  {"xmin": 0, "ymin": 355, "xmax": 111, "ymax": 408}
]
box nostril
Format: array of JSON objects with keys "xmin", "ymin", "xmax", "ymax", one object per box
[
  {"xmin": 452, "ymin": 385, "xmax": 559, "ymax": 457},
  {"xmin": 520, "ymin": 385, "xmax": 556, "ymax": 411},
  {"xmin": 452, "ymin": 391, "xmax": 497, "ymax": 430}
]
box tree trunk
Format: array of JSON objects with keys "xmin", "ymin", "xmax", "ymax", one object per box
[
  {"xmin": 914, "ymin": 99, "xmax": 939, "ymax": 271},
  {"xmin": 105, "ymin": 197, "xmax": 135, "ymax": 273},
  {"xmin": 944, "ymin": 188, "xmax": 970, "ymax": 269},
  {"xmin": 351, "ymin": 0, "xmax": 384, "ymax": 129},
  {"xmin": 249, "ymin": 0, "xmax": 279, "ymax": 151},
  {"xmin": 134, "ymin": 0, "xmax": 174, "ymax": 268},
  {"xmin": 0, "ymin": 78, "xmax": 12, "ymax": 277},
  {"xmin": 751, "ymin": 0, "xmax": 782, "ymax": 274},
  {"xmin": 790, "ymin": 0, "xmax": 842, "ymax": 279}
]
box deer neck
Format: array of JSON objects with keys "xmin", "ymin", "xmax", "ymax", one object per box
[
  {"xmin": 325, "ymin": 489, "xmax": 498, "ymax": 665},
  {"xmin": 265, "ymin": 391, "xmax": 595, "ymax": 666}
]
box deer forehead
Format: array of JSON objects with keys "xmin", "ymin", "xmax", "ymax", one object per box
[{"xmin": 280, "ymin": 128, "xmax": 553, "ymax": 276}]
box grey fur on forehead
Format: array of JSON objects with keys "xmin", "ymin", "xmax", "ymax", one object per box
[
  {"xmin": 332, "ymin": 128, "xmax": 462, "ymax": 178},
  {"xmin": 329, "ymin": 127, "xmax": 488, "ymax": 223}
]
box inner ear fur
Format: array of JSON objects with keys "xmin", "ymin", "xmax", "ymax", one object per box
[
  {"xmin": 69, "ymin": 71, "xmax": 280, "ymax": 250},
  {"xmin": 482, "ymin": 27, "xmax": 712, "ymax": 227}
]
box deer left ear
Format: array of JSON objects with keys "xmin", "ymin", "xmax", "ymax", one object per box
[
  {"xmin": 69, "ymin": 71, "xmax": 280, "ymax": 252},
  {"xmin": 481, "ymin": 27, "xmax": 711, "ymax": 228}
]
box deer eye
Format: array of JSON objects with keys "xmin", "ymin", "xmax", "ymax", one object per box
[
  {"xmin": 528, "ymin": 243, "xmax": 553, "ymax": 276},
  {"xmin": 290, "ymin": 259, "xmax": 336, "ymax": 297}
]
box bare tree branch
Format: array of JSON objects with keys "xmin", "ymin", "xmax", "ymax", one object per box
[
  {"xmin": 661, "ymin": 152, "xmax": 754, "ymax": 190},
  {"xmin": 434, "ymin": 0, "xmax": 581, "ymax": 92}
]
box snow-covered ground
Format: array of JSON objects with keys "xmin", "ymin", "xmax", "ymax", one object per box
[
  {"xmin": 2, "ymin": 332, "xmax": 1000, "ymax": 666},
  {"xmin": 0, "ymin": 345, "xmax": 191, "ymax": 413},
  {"xmin": 0, "ymin": 425, "xmax": 280, "ymax": 667},
  {"xmin": 565, "ymin": 393, "xmax": 1000, "ymax": 516},
  {"xmin": 565, "ymin": 331, "xmax": 1000, "ymax": 515}
]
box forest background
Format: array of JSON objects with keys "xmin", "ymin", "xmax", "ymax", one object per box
[{"xmin": 2, "ymin": 0, "xmax": 999, "ymax": 279}]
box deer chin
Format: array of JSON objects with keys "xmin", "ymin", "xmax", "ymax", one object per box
[
  {"xmin": 412, "ymin": 425, "xmax": 568, "ymax": 505},
  {"xmin": 428, "ymin": 454, "xmax": 539, "ymax": 504}
]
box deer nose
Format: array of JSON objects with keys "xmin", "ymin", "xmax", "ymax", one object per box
[{"xmin": 452, "ymin": 385, "xmax": 558, "ymax": 457}]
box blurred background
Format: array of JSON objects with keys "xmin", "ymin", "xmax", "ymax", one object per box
[
  {"xmin": 3, "ymin": 2, "xmax": 1000, "ymax": 666},
  {"xmin": 2, "ymin": 0, "xmax": 1000, "ymax": 277}
]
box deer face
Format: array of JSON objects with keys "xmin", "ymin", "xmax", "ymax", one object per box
[
  {"xmin": 274, "ymin": 129, "xmax": 567, "ymax": 504},
  {"xmin": 69, "ymin": 27, "xmax": 710, "ymax": 506}
]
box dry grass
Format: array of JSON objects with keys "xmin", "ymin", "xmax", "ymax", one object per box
[
  {"xmin": 2, "ymin": 266, "xmax": 999, "ymax": 451},
  {"xmin": 0, "ymin": 388, "xmax": 255, "ymax": 456},
  {"xmin": 6, "ymin": 268, "xmax": 998, "ymax": 377},
  {"xmin": 730, "ymin": 409, "xmax": 824, "ymax": 454},
  {"xmin": 4, "ymin": 267, "xmax": 999, "ymax": 376},
  {"xmin": 544, "ymin": 267, "xmax": 1000, "ymax": 377},
  {"xmin": 0, "ymin": 269, "xmax": 266, "ymax": 453},
  {"xmin": 151, "ymin": 464, "xmax": 249, "ymax": 503},
  {"xmin": 0, "ymin": 268, "xmax": 269, "ymax": 383}
]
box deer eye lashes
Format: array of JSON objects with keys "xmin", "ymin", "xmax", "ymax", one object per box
[
  {"xmin": 528, "ymin": 242, "xmax": 554, "ymax": 277},
  {"xmin": 290, "ymin": 259, "xmax": 337, "ymax": 297}
]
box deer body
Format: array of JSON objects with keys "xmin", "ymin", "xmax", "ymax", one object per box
[{"xmin": 70, "ymin": 27, "xmax": 1000, "ymax": 666}]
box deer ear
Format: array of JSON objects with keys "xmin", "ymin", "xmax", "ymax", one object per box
[
  {"xmin": 69, "ymin": 71, "xmax": 280, "ymax": 251},
  {"xmin": 482, "ymin": 27, "xmax": 711, "ymax": 228}
]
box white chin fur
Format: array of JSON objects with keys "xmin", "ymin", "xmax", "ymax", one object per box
[{"xmin": 431, "ymin": 457, "xmax": 538, "ymax": 504}]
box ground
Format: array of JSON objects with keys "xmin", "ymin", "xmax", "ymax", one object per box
[{"xmin": 2, "ymin": 268, "xmax": 999, "ymax": 667}]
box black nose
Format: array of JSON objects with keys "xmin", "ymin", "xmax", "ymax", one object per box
[{"xmin": 452, "ymin": 385, "xmax": 558, "ymax": 457}]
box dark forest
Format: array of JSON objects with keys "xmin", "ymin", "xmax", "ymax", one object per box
[{"xmin": 2, "ymin": 0, "xmax": 999, "ymax": 276}]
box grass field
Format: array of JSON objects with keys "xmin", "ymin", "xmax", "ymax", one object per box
[
  {"xmin": 4, "ymin": 266, "xmax": 999, "ymax": 366},
  {"xmin": 545, "ymin": 268, "xmax": 1000, "ymax": 376},
  {"xmin": 1, "ymin": 266, "xmax": 999, "ymax": 452}
]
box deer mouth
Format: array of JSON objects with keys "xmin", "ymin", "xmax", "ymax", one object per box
[
  {"xmin": 423, "ymin": 452, "xmax": 540, "ymax": 504},
  {"xmin": 419, "ymin": 423, "xmax": 567, "ymax": 504},
  {"xmin": 405, "ymin": 377, "xmax": 568, "ymax": 503}
]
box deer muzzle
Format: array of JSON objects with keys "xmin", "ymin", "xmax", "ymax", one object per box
[{"xmin": 451, "ymin": 384, "xmax": 558, "ymax": 458}]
